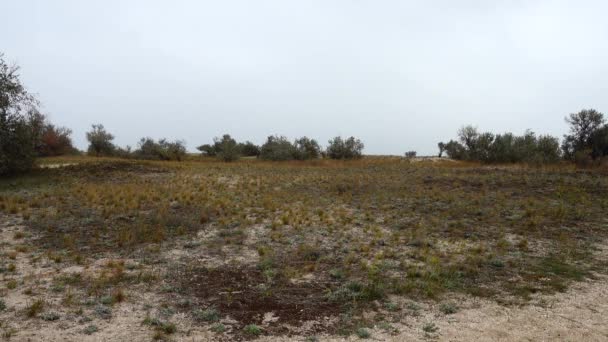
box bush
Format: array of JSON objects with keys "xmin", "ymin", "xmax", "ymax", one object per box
[
  {"xmin": 86, "ymin": 124, "xmax": 115, "ymax": 156},
  {"xmin": 238, "ymin": 141, "xmax": 260, "ymax": 157},
  {"xmin": 293, "ymin": 137, "xmax": 321, "ymax": 160},
  {"xmin": 405, "ymin": 151, "xmax": 417, "ymax": 158},
  {"xmin": 198, "ymin": 134, "xmax": 240, "ymax": 161},
  {"xmin": 134, "ymin": 138, "xmax": 186, "ymax": 161},
  {"xmin": 37, "ymin": 123, "xmax": 76, "ymax": 156},
  {"xmin": 326, "ymin": 136, "xmax": 364, "ymax": 159},
  {"xmin": 197, "ymin": 144, "xmax": 215, "ymax": 156},
  {"xmin": 259, "ymin": 135, "xmax": 296, "ymax": 161},
  {"xmin": 442, "ymin": 127, "xmax": 561, "ymax": 164},
  {"xmin": 259, "ymin": 136, "xmax": 321, "ymax": 161},
  {"xmin": 215, "ymin": 134, "xmax": 240, "ymax": 162}
]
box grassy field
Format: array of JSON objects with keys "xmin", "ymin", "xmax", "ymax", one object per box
[{"xmin": 1, "ymin": 156, "xmax": 607, "ymax": 340}]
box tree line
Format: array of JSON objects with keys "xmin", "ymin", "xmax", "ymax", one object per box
[
  {"xmin": 83, "ymin": 127, "xmax": 364, "ymax": 163},
  {"xmin": 437, "ymin": 109, "xmax": 608, "ymax": 165},
  {"xmin": 2, "ymin": 52, "xmax": 608, "ymax": 176}
]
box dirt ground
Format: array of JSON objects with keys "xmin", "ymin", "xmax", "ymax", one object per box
[{"xmin": 1, "ymin": 213, "xmax": 607, "ymax": 342}]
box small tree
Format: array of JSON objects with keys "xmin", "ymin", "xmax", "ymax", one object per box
[
  {"xmin": 562, "ymin": 109, "xmax": 605, "ymax": 159},
  {"xmin": 0, "ymin": 53, "xmax": 40, "ymax": 175},
  {"xmin": 589, "ymin": 124, "xmax": 608, "ymax": 160},
  {"xmin": 326, "ymin": 136, "xmax": 364, "ymax": 159},
  {"xmin": 437, "ymin": 142, "xmax": 446, "ymax": 157},
  {"xmin": 86, "ymin": 124, "xmax": 115, "ymax": 156},
  {"xmin": 405, "ymin": 151, "xmax": 417, "ymax": 159}
]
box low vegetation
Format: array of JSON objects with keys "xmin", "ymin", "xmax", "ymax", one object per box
[{"xmin": 0, "ymin": 156, "xmax": 606, "ymax": 339}]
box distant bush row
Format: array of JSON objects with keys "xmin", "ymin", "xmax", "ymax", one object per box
[
  {"xmin": 85, "ymin": 124, "xmax": 187, "ymax": 161},
  {"xmin": 197, "ymin": 134, "xmax": 364, "ymax": 162},
  {"xmin": 82, "ymin": 125, "xmax": 364, "ymax": 162},
  {"xmin": 438, "ymin": 109, "xmax": 608, "ymax": 165}
]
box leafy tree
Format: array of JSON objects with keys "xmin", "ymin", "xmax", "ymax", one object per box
[
  {"xmin": 326, "ymin": 136, "xmax": 364, "ymax": 159},
  {"xmin": 0, "ymin": 53, "xmax": 40, "ymax": 175},
  {"xmin": 86, "ymin": 124, "xmax": 115, "ymax": 156},
  {"xmin": 562, "ymin": 109, "xmax": 605, "ymax": 159}
]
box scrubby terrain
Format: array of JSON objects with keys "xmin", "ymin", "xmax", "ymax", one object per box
[{"xmin": 0, "ymin": 156, "xmax": 607, "ymax": 341}]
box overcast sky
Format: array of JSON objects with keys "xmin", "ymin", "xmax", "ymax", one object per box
[{"xmin": 2, "ymin": 0, "xmax": 608, "ymax": 155}]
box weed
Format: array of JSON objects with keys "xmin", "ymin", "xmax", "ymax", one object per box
[
  {"xmin": 439, "ymin": 302, "xmax": 458, "ymax": 315},
  {"xmin": 194, "ymin": 308, "xmax": 220, "ymax": 322},
  {"xmin": 94, "ymin": 305, "xmax": 112, "ymax": 319},
  {"xmin": 83, "ymin": 325, "xmax": 98, "ymax": 335},
  {"xmin": 356, "ymin": 327, "xmax": 371, "ymax": 338},
  {"xmin": 41, "ymin": 312, "xmax": 61, "ymax": 321},
  {"xmin": 422, "ymin": 322, "xmax": 438, "ymax": 333},
  {"xmin": 25, "ymin": 299, "xmax": 44, "ymax": 318},
  {"xmin": 211, "ymin": 323, "xmax": 226, "ymax": 333},
  {"xmin": 243, "ymin": 324, "xmax": 262, "ymax": 336}
]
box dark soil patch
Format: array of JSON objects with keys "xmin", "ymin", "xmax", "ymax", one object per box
[{"xmin": 171, "ymin": 265, "xmax": 344, "ymax": 337}]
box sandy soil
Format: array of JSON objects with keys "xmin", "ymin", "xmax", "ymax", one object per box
[{"xmin": 1, "ymin": 215, "xmax": 606, "ymax": 341}]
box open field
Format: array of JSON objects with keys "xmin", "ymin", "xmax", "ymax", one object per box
[{"xmin": 1, "ymin": 157, "xmax": 607, "ymax": 341}]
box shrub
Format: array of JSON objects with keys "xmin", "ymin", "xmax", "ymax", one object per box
[
  {"xmin": 356, "ymin": 328, "xmax": 371, "ymax": 339},
  {"xmin": 259, "ymin": 135, "xmax": 296, "ymax": 161},
  {"xmin": 404, "ymin": 151, "xmax": 417, "ymax": 159},
  {"xmin": 326, "ymin": 136, "xmax": 364, "ymax": 159},
  {"xmin": 37, "ymin": 123, "xmax": 76, "ymax": 156},
  {"xmin": 215, "ymin": 134, "xmax": 240, "ymax": 162},
  {"xmin": 198, "ymin": 134, "xmax": 240, "ymax": 161},
  {"xmin": 443, "ymin": 127, "xmax": 561, "ymax": 164},
  {"xmin": 243, "ymin": 324, "xmax": 262, "ymax": 336},
  {"xmin": 134, "ymin": 138, "xmax": 186, "ymax": 161},
  {"xmin": 86, "ymin": 124, "xmax": 116, "ymax": 156},
  {"xmin": 293, "ymin": 137, "xmax": 321, "ymax": 160},
  {"xmin": 238, "ymin": 141, "xmax": 260, "ymax": 157},
  {"xmin": 197, "ymin": 144, "xmax": 216, "ymax": 156}
]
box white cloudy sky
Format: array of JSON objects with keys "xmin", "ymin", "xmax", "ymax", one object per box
[{"xmin": 2, "ymin": 0, "xmax": 608, "ymax": 155}]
